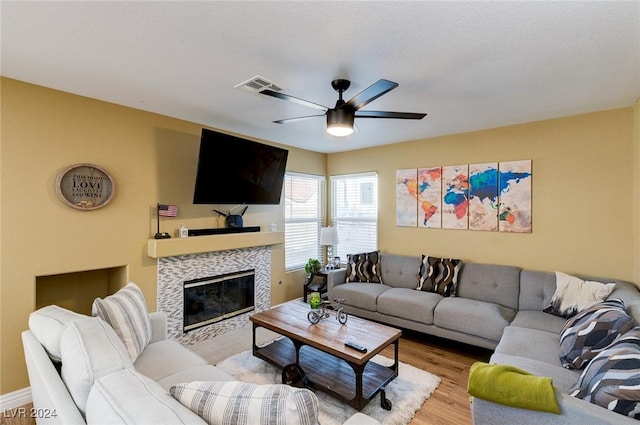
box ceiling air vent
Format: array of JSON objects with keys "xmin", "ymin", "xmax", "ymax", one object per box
[{"xmin": 235, "ymin": 75, "xmax": 284, "ymax": 95}]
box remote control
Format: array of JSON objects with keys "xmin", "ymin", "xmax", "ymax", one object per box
[{"xmin": 345, "ymin": 341, "xmax": 367, "ymax": 353}]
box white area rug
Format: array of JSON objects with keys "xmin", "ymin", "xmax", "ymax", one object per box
[{"xmin": 216, "ymin": 350, "xmax": 441, "ymax": 425}]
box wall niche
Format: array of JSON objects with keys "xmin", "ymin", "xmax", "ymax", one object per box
[{"xmin": 36, "ymin": 266, "xmax": 127, "ymax": 315}]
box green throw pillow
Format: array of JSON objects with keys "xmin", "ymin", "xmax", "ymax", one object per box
[{"xmin": 468, "ymin": 362, "xmax": 560, "ymax": 414}]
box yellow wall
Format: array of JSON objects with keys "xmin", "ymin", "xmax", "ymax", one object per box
[
  {"xmin": 1, "ymin": 76, "xmax": 638, "ymax": 396},
  {"xmin": 329, "ymin": 108, "xmax": 636, "ymax": 279},
  {"xmin": 0, "ymin": 78, "xmax": 326, "ymax": 393}
]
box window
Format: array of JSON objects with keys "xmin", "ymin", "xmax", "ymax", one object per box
[
  {"xmin": 330, "ymin": 172, "xmax": 378, "ymax": 262},
  {"xmin": 284, "ymin": 172, "xmax": 325, "ymax": 271}
]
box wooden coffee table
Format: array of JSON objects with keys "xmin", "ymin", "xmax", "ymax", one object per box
[{"xmin": 250, "ymin": 300, "xmax": 401, "ymax": 411}]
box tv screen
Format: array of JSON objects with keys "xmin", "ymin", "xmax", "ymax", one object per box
[{"xmin": 193, "ymin": 129, "xmax": 289, "ymax": 205}]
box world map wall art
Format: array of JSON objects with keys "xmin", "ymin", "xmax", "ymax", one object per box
[{"xmin": 396, "ymin": 160, "xmax": 532, "ymax": 233}]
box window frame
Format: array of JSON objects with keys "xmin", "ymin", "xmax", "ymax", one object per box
[
  {"xmin": 283, "ymin": 172, "xmax": 326, "ymax": 271},
  {"xmin": 330, "ymin": 171, "xmax": 379, "ymax": 262}
]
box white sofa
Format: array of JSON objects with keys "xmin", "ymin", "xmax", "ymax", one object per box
[
  {"xmin": 23, "ymin": 309, "xmax": 236, "ymax": 424},
  {"xmin": 23, "ymin": 291, "xmax": 380, "ymax": 425}
]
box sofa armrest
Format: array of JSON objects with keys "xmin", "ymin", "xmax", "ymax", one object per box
[
  {"xmin": 326, "ymin": 268, "xmax": 348, "ymax": 301},
  {"xmin": 471, "ymin": 394, "xmax": 638, "ymax": 425},
  {"xmin": 148, "ymin": 311, "xmax": 168, "ymax": 343},
  {"xmin": 22, "ymin": 330, "xmax": 86, "ymax": 425}
]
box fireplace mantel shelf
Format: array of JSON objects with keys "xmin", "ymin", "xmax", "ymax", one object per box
[{"xmin": 147, "ymin": 231, "xmax": 284, "ymax": 258}]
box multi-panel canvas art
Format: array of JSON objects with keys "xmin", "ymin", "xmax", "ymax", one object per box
[
  {"xmin": 498, "ymin": 160, "xmax": 532, "ymax": 232},
  {"xmin": 442, "ymin": 164, "xmax": 469, "ymax": 230},
  {"xmin": 396, "ymin": 168, "xmax": 418, "ymax": 227},
  {"xmin": 396, "ymin": 160, "xmax": 532, "ymax": 233},
  {"xmin": 469, "ymin": 163, "xmax": 498, "ymax": 231},
  {"xmin": 418, "ymin": 167, "xmax": 442, "ymax": 228}
]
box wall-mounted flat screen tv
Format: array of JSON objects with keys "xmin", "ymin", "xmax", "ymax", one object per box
[{"xmin": 193, "ymin": 129, "xmax": 289, "ymax": 205}]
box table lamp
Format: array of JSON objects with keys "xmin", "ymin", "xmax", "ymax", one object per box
[{"xmin": 320, "ymin": 226, "xmax": 339, "ymax": 269}]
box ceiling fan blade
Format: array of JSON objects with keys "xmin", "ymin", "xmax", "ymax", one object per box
[
  {"xmin": 273, "ymin": 114, "xmax": 326, "ymax": 124},
  {"xmin": 343, "ymin": 79, "xmax": 399, "ymax": 111},
  {"xmin": 260, "ymin": 89, "xmax": 328, "ymax": 112},
  {"xmin": 355, "ymin": 111, "xmax": 427, "ymax": 119}
]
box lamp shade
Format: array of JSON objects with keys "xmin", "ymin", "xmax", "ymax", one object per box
[{"xmin": 319, "ymin": 227, "xmax": 339, "ymax": 246}]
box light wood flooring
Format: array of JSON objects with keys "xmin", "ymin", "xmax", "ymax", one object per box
[
  {"xmin": 380, "ymin": 331, "xmax": 492, "ymax": 425},
  {"xmin": 2, "ymin": 329, "xmax": 490, "ymax": 425}
]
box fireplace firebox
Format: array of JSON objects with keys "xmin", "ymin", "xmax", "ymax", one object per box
[{"xmin": 183, "ymin": 269, "xmax": 255, "ymax": 332}]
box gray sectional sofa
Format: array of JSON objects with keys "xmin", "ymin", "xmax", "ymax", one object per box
[{"xmin": 325, "ymin": 252, "xmax": 640, "ymax": 424}]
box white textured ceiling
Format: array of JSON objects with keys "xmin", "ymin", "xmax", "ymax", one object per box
[{"xmin": 2, "ymin": 1, "xmax": 639, "ymax": 153}]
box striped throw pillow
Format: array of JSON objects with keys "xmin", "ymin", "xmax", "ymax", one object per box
[
  {"xmin": 559, "ymin": 299, "xmax": 633, "ymax": 369},
  {"xmin": 569, "ymin": 327, "xmax": 640, "ymax": 419},
  {"xmin": 345, "ymin": 253, "xmax": 367, "ymax": 282},
  {"xmin": 345, "ymin": 251, "xmax": 383, "ymax": 283},
  {"xmin": 92, "ymin": 282, "xmax": 151, "ymax": 362},
  {"xmin": 170, "ymin": 381, "xmax": 320, "ymax": 425},
  {"xmin": 417, "ymin": 255, "xmax": 462, "ymax": 297}
]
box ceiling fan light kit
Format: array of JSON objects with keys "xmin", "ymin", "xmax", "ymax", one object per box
[
  {"xmin": 326, "ymin": 109, "xmax": 354, "ymax": 137},
  {"xmin": 260, "ymin": 78, "xmax": 426, "ymax": 137}
]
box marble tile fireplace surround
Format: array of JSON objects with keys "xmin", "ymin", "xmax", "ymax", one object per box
[{"xmin": 148, "ymin": 232, "xmax": 283, "ymax": 345}]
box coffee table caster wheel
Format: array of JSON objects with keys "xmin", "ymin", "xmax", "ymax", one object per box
[
  {"xmin": 282, "ymin": 363, "xmax": 306, "ymax": 388},
  {"xmin": 380, "ymin": 390, "xmax": 392, "ymax": 410}
]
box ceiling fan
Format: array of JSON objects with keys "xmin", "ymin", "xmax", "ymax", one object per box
[{"xmin": 260, "ymin": 79, "xmax": 427, "ymax": 137}]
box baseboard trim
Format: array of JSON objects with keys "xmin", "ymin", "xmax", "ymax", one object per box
[{"xmin": 0, "ymin": 387, "xmax": 32, "ymax": 410}]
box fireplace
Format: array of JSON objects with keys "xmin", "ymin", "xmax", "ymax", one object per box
[
  {"xmin": 157, "ymin": 246, "xmax": 271, "ymax": 345},
  {"xmin": 183, "ymin": 270, "xmax": 255, "ymax": 332}
]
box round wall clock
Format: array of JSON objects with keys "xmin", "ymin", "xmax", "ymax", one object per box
[{"xmin": 55, "ymin": 163, "xmax": 115, "ymax": 210}]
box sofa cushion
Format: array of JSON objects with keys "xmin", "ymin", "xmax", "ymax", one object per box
[
  {"xmin": 544, "ymin": 271, "xmax": 616, "ymax": 318},
  {"xmin": 608, "ymin": 281, "xmax": 640, "ymax": 321},
  {"xmin": 494, "ymin": 326, "xmax": 564, "ymax": 367},
  {"xmin": 157, "ymin": 365, "xmax": 235, "ymax": 391},
  {"xmin": 378, "ymin": 254, "xmax": 422, "ymax": 289},
  {"xmin": 434, "ymin": 298, "xmax": 515, "ymax": 342},
  {"xmin": 569, "ymin": 329, "xmax": 640, "ymax": 419},
  {"xmin": 489, "ymin": 352, "xmax": 580, "ymax": 393},
  {"xmin": 60, "ymin": 317, "xmax": 134, "ymax": 416},
  {"xmin": 134, "ymin": 339, "xmax": 208, "ymax": 382},
  {"xmin": 345, "ymin": 251, "xmax": 383, "ymax": 283},
  {"xmin": 559, "ymin": 299, "xmax": 633, "ymax": 369},
  {"xmin": 86, "ymin": 369, "xmax": 205, "ymax": 425},
  {"xmin": 518, "ymin": 270, "xmax": 557, "ymax": 311},
  {"xmin": 510, "ymin": 310, "xmax": 566, "ymax": 334},
  {"xmin": 456, "ymin": 263, "xmax": 521, "ymax": 310},
  {"xmin": 333, "ymin": 283, "xmax": 390, "ymax": 312},
  {"xmin": 92, "ymin": 282, "xmax": 152, "ymax": 362},
  {"xmin": 28, "ymin": 305, "xmax": 87, "ymax": 362},
  {"xmin": 376, "ymin": 288, "xmax": 442, "ymax": 325},
  {"xmin": 416, "ymin": 255, "xmax": 462, "ymax": 297},
  {"xmin": 170, "ymin": 381, "xmax": 319, "ymax": 425}
]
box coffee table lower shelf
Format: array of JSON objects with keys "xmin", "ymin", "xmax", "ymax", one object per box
[{"xmin": 254, "ymin": 337, "xmax": 397, "ymax": 410}]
